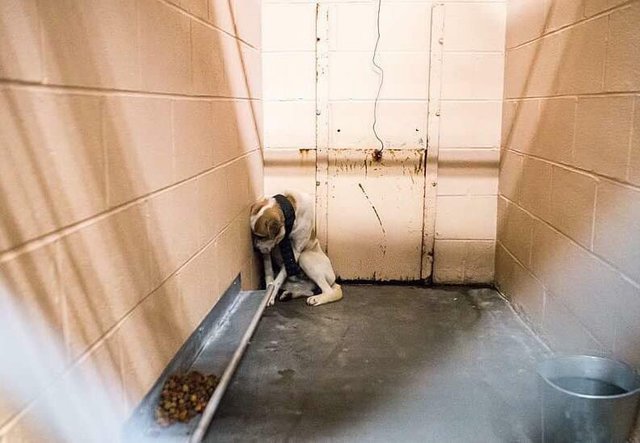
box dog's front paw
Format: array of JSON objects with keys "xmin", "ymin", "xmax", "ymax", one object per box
[
  {"xmin": 266, "ymin": 291, "xmax": 277, "ymax": 307},
  {"xmin": 278, "ymin": 291, "xmax": 293, "ymax": 302},
  {"xmin": 306, "ymin": 295, "xmax": 320, "ymax": 306}
]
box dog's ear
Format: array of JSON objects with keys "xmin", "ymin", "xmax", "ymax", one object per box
[
  {"xmin": 250, "ymin": 198, "xmax": 267, "ymax": 217},
  {"xmin": 267, "ymin": 218, "xmax": 282, "ymax": 239}
]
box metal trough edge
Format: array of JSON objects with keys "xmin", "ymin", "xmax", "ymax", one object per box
[
  {"xmin": 122, "ymin": 268, "xmax": 286, "ymax": 442},
  {"xmin": 189, "ymin": 267, "xmax": 286, "ymax": 442}
]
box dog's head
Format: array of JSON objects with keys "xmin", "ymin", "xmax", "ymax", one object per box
[{"xmin": 250, "ymin": 197, "xmax": 286, "ymax": 253}]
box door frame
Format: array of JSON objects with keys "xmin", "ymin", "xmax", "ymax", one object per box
[{"xmin": 313, "ymin": 3, "xmax": 445, "ymax": 282}]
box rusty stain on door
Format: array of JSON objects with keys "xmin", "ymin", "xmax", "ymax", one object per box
[{"xmin": 326, "ymin": 149, "xmax": 426, "ymax": 281}]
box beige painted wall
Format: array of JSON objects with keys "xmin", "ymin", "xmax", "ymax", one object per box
[
  {"xmin": 0, "ymin": 0, "xmax": 262, "ymax": 440},
  {"xmin": 433, "ymin": 1, "xmax": 505, "ymax": 283},
  {"xmin": 498, "ymin": 0, "xmax": 640, "ymax": 383},
  {"xmin": 262, "ymin": 0, "xmax": 505, "ymax": 283}
]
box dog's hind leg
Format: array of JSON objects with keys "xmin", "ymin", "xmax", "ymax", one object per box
[
  {"xmin": 297, "ymin": 242, "xmax": 343, "ymax": 307},
  {"xmin": 306, "ymin": 283, "xmax": 343, "ymax": 307}
]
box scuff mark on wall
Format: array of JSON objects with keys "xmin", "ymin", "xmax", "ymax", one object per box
[
  {"xmin": 358, "ymin": 183, "xmax": 386, "ymax": 235},
  {"xmin": 415, "ymin": 152, "xmax": 424, "ymax": 175}
]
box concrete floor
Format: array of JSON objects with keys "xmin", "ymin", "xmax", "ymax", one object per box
[{"xmin": 205, "ymin": 285, "xmax": 550, "ymax": 442}]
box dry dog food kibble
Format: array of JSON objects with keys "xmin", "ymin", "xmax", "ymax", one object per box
[{"xmin": 154, "ymin": 371, "xmax": 219, "ymax": 427}]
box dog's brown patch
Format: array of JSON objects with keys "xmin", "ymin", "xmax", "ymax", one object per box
[
  {"xmin": 253, "ymin": 206, "xmax": 284, "ymax": 239},
  {"xmin": 250, "ymin": 198, "xmax": 268, "ymax": 217}
]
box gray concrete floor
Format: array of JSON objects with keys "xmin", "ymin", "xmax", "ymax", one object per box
[{"xmin": 205, "ymin": 285, "xmax": 549, "ymax": 442}]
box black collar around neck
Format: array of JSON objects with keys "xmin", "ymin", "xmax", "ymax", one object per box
[
  {"xmin": 274, "ymin": 194, "xmax": 296, "ymax": 237},
  {"xmin": 273, "ymin": 194, "xmax": 301, "ymax": 277}
]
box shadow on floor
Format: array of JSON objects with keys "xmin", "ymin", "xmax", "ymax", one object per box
[{"xmin": 205, "ymin": 285, "xmax": 550, "ymax": 442}]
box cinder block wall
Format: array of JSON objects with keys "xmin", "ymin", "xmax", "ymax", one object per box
[
  {"xmin": 262, "ymin": 1, "xmax": 317, "ymax": 197},
  {"xmin": 0, "ymin": 0, "xmax": 262, "ymax": 439},
  {"xmin": 498, "ymin": 0, "xmax": 640, "ymax": 367},
  {"xmin": 262, "ymin": 0, "xmax": 506, "ymax": 284},
  {"xmin": 432, "ymin": 1, "xmax": 505, "ymax": 283}
]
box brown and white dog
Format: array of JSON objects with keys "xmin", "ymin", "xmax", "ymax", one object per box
[{"xmin": 250, "ymin": 190, "xmax": 343, "ymax": 307}]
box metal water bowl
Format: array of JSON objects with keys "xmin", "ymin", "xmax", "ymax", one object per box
[{"xmin": 537, "ymin": 355, "xmax": 640, "ymax": 443}]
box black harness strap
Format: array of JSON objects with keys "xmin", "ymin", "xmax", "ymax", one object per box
[{"xmin": 274, "ymin": 194, "xmax": 302, "ymax": 277}]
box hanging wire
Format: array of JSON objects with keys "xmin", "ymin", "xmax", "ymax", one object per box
[{"xmin": 372, "ymin": 0, "xmax": 384, "ymax": 159}]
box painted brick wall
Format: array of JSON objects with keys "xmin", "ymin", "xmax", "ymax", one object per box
[
  {"xmin": 433, "ymin": 0, "xmax": 505, "ymax": 283},
  {"xmin": 262, "ymin": 0, "xmax": 317, "ymax": 197},
  {"xmin": 0, "ymin": 0, "xmax": 262, "ymax": 439},
  {"xmin": 498, "ymin": 0, "xmax": 640, "ymax": 423},
  {"xmin": 262, "ymin": 0, "xmax": 506, "ymax": 283}
]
